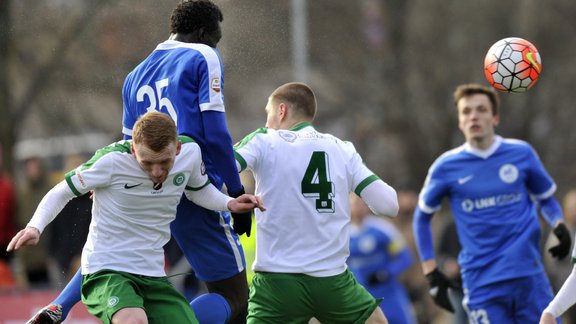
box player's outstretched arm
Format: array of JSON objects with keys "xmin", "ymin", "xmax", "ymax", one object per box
[
  {"xmin": 541, "ymin": 266, "xmax": 576, "ymax": 322},
  {"xmin": 540, "ymin": 312, "xmax": 556, "ymax": 324},
  {"xmin": 7, "ymin": 181, "xmax": 75, "ymax": 252},
  {"xmin": 359, "ymin": 180, "xmax": 399, "ymax": 217},
  {"xmin": 6, "ymin": 227, "xmax": 40, "ymax": 252},
  {"xmin": 185, "ymin": 183, "xmax": 264, "ymax": 214},
  {"xmin": 227, "ymin": 194, "xmax": 265, "ymax": 214},
  {"xmin": 201, "ymin": 111, "xmax": 243, "ymax": 194}
]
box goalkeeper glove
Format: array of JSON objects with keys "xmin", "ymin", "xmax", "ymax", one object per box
[
  {"xmin": 229, "ymin": 187, "xmax": 252, "ymax": 237},
  {"xmin": 548, "ymin": 223, "xmax": 571, "ymax": 260},
  {"xmin": 425, "ymin": 268, "xmax": 458, "ymax": 313}
]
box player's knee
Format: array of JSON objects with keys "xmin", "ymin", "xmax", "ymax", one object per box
[
  {"xmin": 366, "ymin": 306, "xmax": 388, "ymax": 324},
  {"xmin": 206, "ymin": 271, "xmax": 249, "ymax": 317},
  {"xmin": 191, "ymin": 293, "xmax": 231, "ymax": 323},
  {"xmin": 112, "ymin": 307, "xmax": 148, "ymax": 324}
]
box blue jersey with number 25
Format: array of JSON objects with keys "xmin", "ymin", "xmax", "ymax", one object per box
[{"xmin": 121, "ymin": 39, "xmax": 225, "ymax": 184}]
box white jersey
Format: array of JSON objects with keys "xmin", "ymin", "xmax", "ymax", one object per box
[
  {"xmin": 65, "ymin": 138, "xmax": 209, "ymax": 277},
  {"xmin": 234, "ymin": 123, "xmax": 382, "ymax": 276}
]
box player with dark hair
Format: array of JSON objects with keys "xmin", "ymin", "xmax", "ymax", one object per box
[
  {"xmin": 413, "ymin": 83, "xmax": 571, "ymax": 322},
  {"xmin": 26, "ymin": 1, "xmax": 252, "ymax": 323},
  {"xmin": 8, "ymin": 112, "xmax": 263, "ymax": 323}
]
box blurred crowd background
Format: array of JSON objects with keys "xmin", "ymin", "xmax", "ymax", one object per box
[{"xmin": 1, "ymin": 0, "xmax": 576, "ymax": 323}]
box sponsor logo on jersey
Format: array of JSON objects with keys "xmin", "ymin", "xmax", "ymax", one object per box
[
  {"xmin": 200, "ymin": 162, "xmax": 206, "ymax": 175},
  {"xmin": 173, "ymin": 173, "xmax": 185, "ymax": 186},
  {"xmin": 107, "ymin": 296, "xmax": 119, "ymax": 307},
  {"xmin": 211, "ymin": 77, "xmax": 221, "ymax": 93},
  {"xmin": 499, "ymin": 164, "xmax": 518, "ymax": 183},
  {"xmin": 75, "ymin": 169, "xmax": 87, "ymax": 188},
  {"xmin": 153, "ymin": 182, "xmax": 163, "ymax": 191},
  {"xmin": 461, "ymin": 193, "xmax": 522, "ymax": 212},
  {"xmin": 458, "ymin": 175, "xmax": 474, "ymax": 185},
  {"xmin": 124, "ymin": 183, "xmax": 143, "ymax": 189},
  {"xmin": 278, "ymin": 130, "xmax": 297, "ymax": 142}
]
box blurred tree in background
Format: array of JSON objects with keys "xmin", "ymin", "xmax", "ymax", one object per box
[{"xmin": 3, "ymin": 0, "xmax": 576, "ymax": 195}]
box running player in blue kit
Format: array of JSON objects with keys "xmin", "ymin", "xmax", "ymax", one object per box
[
  {"xmin": 413, "ymin": 83, "xmax": 571, "ymax": 323},
  {"xmin": 26, "ymin": 1, "xmax": 251, "ymax": 323}
]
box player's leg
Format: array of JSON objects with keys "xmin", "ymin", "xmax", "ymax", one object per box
[
  {"xmin": 171, "ymin": 197, "xmax": 247, "ymax": 323},
  {"xmin": 365, "ymin": 307, "xmax": 388, "ymax": 324},
  {"xmin": 108, "ymin": 308, "xmax": 147, "ymax": 324},
  {"xmin": 26, "ymin": 267, "xmax": 83, "ymax": 324},
  {"xmin": 81, "ymin": 270, "xmax": 147, "ymax": 324},
  {"xmin": 137, "ymin": 274, "xmax": 199, "ymax": 323},
  {"xmin": 377, "ymin": 286, "xmax": 416, "ymax": 324},
  {"xmin": 514, "ymin": 272, "xmax": 559, "ymax": 323},
  {"xmin": 247, "ymin": 272, "xmax": 314, "ymax": 323},
  {"xmin": 311, "ymin": 269, "xmax": 384, "ymax": 324},
  {"xmin": 203, "ymin": 270, "xmax": 249, "ymax": 324},
  {"xmin": 463, "ymin": 282, "xmax": 512, "ymax": 324}
]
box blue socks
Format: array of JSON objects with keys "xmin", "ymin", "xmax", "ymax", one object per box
[
  {"xmin": 52, "ymin": 268, "xmax": 83, "ymax": 320},
  {"xmin": 190, "ymin": 293, "xmax": 232, "ymax": 324}
]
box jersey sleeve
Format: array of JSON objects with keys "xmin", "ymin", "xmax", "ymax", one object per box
[
  {"xmin": 184, "ymin": 144, "xmax": 211, "ymax": 191},
  {"xmin": 346, "ymin": 141, "xmax": 398, "ymax": 216},
  {"xmin": 196, "ymin": 47, "xmax": 225, "ymax": 113},
  {"xmin": 417, "ymin": 159, "xmax": 450, "ymax": 213},
  {"xmin": 233, "ymin": 128, "xmax": 268, "ymax": 172},
  {"xmin": 525, "ymin": 145, "xmax": 556, "ymax": 200},
  {"xmin": 64, "ymin": 152, "xmax": 114, "ymax": 196},
  {"xmin": 122, "ymin": 72, "xmax": 136, "ymax": 139},
  {"xmin": 345, "ymin": 142, "xmax": 378, "ymax": 191}
]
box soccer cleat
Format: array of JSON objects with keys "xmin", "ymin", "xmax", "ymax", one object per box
[{"xmin": 26, "ymin": 304, "xmax": 63, "ymax": 324}]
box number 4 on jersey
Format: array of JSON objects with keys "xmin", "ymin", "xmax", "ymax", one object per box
[{"xmin": 301, "ymin": 151, "xmax": 335, "ymax": 213}]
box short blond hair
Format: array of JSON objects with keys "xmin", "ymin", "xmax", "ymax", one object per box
[{"xmin": 132, "ymin": 112, "xmax": 177, "ymax": 151}]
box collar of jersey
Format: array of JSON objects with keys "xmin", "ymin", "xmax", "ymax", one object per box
[
  {"xmin": 290, "ymin": 122, "xmax": 312, "ymax": 131},
  {"xmin": 463, "ymin": 135, "xmax": 502, "ymax": 159}
]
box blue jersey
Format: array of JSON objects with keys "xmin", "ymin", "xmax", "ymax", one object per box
[
  {"xmin": 417, "ymin": 136, "xmax": 556, "ymax": 290},
  {"xmin": 347, "ymin": 216, "xmax": 415, "ymax": 324},
  {"xmin": 122, "ymin": 40, "xmax": 230, "ymax": 189},
  {"xmin": 120, "ymin": 39, "xmax": 245, "ymax": 283}
]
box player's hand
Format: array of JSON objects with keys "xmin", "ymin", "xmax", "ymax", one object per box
[
  {"xmin": 6, "ymin": 227, "xmax": 41, "ymax": 252},
  {"xmin": 366, "ymin": 271, "xmax": 388, "ymax": 286},
  {"xmin": 228, "ymin": 187, "xmax": 264, "ymax": 237},
  {"xmin": 548, "ymin": 222, "xmax": 571, "ymax": 260},
  {"xmin": 539, "ymin": 311, "xmax": 557, "ymax": 324},
  {"xmin": 425, "ymin": 268, "xmax": 458, "ymax": 313},
  {"xmin": 228, "ymin": 194, "xmax": 265, "ymax": 214}
]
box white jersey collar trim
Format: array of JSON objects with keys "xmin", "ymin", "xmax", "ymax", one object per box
[
  {"xmin": 463, "ymin": 135, "xmax": 502, "ymax": 159},
  {"xmin": 155, "ymin": 40, "xmax": 213, "ymax": 51}
]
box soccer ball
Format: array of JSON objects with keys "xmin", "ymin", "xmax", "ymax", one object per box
[{"xmin": 484, "ymin": 37, "xmax": 542, "ymax": 93}]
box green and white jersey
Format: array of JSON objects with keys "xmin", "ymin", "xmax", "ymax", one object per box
[
  {"xmin": 234, "ymin": 122, "xmax": 380, "ymax": 277},
  {"xmin": 64, "ymin": 137, "xmax": 209, "ymax": 277}
]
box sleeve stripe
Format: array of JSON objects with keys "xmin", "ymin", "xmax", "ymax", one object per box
[
  {"xmin": 234, "ymin": 152, "xmax": 247, "ymax": 172},
  {"xmin": 418, "ymin": 200, "xmax": 440, "ymax": 214},
  {"xmin": 533, "ymin": 183, "xmax": 557, "ymax": 200},
  {"xmin": 354, "ymin": 175, "xmax": 380, "ymax": 196},
  {"xmin": 186, "ymin": 179, "xmax": 211, "ymax": 191},
  {"xmin": 122, "ymin": 126, "xmax": 132, "ymax": 137},
  {"xmin": 65, "ymin": 175, "xmax": 82, "ymax": 196}
]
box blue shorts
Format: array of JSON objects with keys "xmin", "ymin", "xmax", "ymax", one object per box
[
  {"xmin": 373, "ymin": 283, "xmax": 415, "ymax": 324},
  {"xmin": 463, "ymin": 272, "xmax": 555, "ymax": 323},
  {"xmin": 170, "ymin": 196, "xmax": 246, "ymax": 282}
]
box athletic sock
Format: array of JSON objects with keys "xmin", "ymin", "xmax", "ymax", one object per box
[
  {"xmin": 190, "ymin": 293, "xmax": 232, "ymax": 323},
  {"xmin": 53, "ymin": 268, "xmax": 82, "ymax": 320}
]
